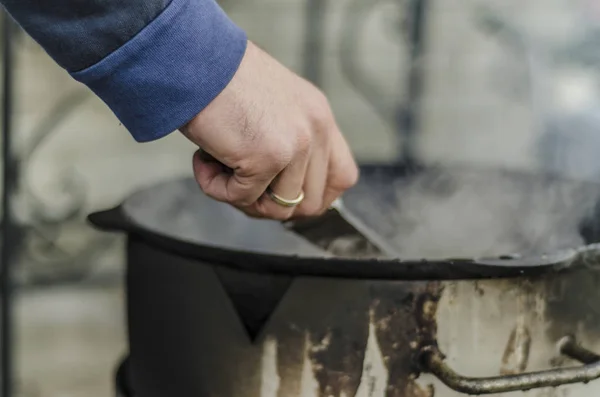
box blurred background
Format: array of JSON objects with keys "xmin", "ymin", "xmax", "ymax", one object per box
[{"xmin": 2, "ymin": 0, "xmax": 600, "ymax": 395}]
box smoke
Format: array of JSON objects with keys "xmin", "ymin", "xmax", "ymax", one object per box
[{"xmin": 347, "ymin": 166, "xmax": 600, "ymax": 259}]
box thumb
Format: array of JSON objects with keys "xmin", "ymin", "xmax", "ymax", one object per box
[{"xmin": 192, "ymin": 150, "xmax": 274, "ymax": 206}]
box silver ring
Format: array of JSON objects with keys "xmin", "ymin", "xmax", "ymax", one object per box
[{"xmin": 266, "ymin": 188, "xmax": 304, "ymax": 207}]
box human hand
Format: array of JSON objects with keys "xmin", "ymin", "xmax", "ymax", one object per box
[{"xmin": 180, "ymin": 41, "xmax": 359, "ymax": 220}]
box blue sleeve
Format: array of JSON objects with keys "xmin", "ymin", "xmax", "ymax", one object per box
[{"xmin": 1, "ymin": 0, "xmax": 248, "ymax": 142}]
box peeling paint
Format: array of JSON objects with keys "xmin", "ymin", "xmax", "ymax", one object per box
[
  {"xmin": 260, "ymin": 284, "xmax": 440, "ymax": 397},
  {"xmin": 261, "ymin": 337, "xmax": 281, "ymax": 397},
  {"xmin": 500, "ymin": 324, "xmax": 532, "ymax": 375},
  {"xmin": 300, "ymin": 334, "xmax": 320, "ymax": 397},
  {"xmin": 354, "ymin": 322, "xmax": 389, "ymax": 397}
]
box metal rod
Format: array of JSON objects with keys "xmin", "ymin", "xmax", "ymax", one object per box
[
  {"xmin": 559, "ymin": 335, "xmax": 600, "ymax": 365},
  {"xmin": 338, "ymin": 0, "xmax": 397, "ymax": 125},
  {"xmin": 302, "ymin": 0, "xmax": 326, "ymax": 87},
  {"xmin": 398, "ymin": 0, "xmax": 429, "ymax": 165},
  {"xmin": 1, "ymin": 11, "xmax": 16, "ymax": 397},
  {"xmin": 420, "ymin": 337, "xmax": 600, "ymax": 395}
]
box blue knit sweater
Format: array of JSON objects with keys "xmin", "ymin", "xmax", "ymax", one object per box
[{"xmin": 1, "ymin": 0, "xmax": 248, "ymax": 142}]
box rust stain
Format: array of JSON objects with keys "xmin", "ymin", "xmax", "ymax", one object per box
[
  {"xmin": 543, "ymin": 266, "xmax": 600, "ymax": 343},
  {"xmin": 500, "ymin": 283, "xmax": 533, "ymax": 376},
  {"xmin": 275, "ymin": 325, "xmax": 306, "ymax": 397},
  {"xmin": 370, "ymin": 281, "xmax": 442, "ymax": 397},
  {"xmin": 306, "ymin": 300, "xmax": 370, "ymax": 397},
  {"xmin": 414, "ymin": 282, "xmax": 443, "ymax": 353},
  {"xmin": 500, "ymin": 325, "xmax": 532, "ymax": 375},
  {"xmin": 473, "ymin": 281, "xmax": 485, "ymax": 297},
  {"xmin": 286, "ymin": 281, "xmax": 443, "ymax": 397}
]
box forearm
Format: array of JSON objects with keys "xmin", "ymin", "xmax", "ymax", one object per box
[
  {"xmin": 1, "ymin": 0, "xmax": 247, "ymax": 141},
  {"xmin": 2, "ymin": 0, "xmax": 171, "ymax": 71}
]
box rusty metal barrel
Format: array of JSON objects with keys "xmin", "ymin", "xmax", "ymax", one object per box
[{"xmin": 91, "ymin": 164, "xmax": 600, "ymax": 397}]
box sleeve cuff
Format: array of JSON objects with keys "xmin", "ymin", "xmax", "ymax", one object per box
[{"xmin": 70, "ymin": 0, "xmax": 248, "ymax": 142}]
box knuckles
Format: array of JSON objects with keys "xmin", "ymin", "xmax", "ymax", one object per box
[
  {"xmin": 294, "ymin": 127, "xmax": 313, "ymax": 157},
  {"xmin": 191, "ymin": 83, "xmax": 357, "ymax": 222},
  {"xmin": 310, "ymin": 92, "xmax": 336, "ymax": 132}
]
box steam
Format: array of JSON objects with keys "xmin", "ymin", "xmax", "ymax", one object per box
[
  {"xmin": 348, "ymin": 166, "xmax": 600, "ymax": 259},
  {"xmin": 123, "ymin": 166, "xmax": 600, "ymax": 261}
]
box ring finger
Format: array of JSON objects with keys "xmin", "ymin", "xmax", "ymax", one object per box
[{"xmin": 255, "ymin": 150, "xmax": 311, "ymax": 220}]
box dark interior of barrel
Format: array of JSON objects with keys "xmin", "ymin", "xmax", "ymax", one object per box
[{"xmin": 122, "ymin": 163, "xmax": 600, "ymax": 261}]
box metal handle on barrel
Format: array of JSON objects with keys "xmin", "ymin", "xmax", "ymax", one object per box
[{"xmin": 419, "ymin": 336, "xmax": 600, "ymax": 395}]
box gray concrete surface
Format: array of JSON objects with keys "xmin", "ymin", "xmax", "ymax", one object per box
[
  {"xmin": 7, "ymin": 0, "xmax": 597, "ymax": 395},
  {"xmin": 15, "ymin": 285, "xmax": 126, "ymax": 397}
]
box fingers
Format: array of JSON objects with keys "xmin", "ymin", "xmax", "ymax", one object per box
[
  {"xmin": 193, "ymin": 147, "xmax": 311, "ymax": 221},
  {"xmin": 192, "ymin": 150, "xmax": 277, "ymax": 206},
  {"xmin": 191, "ymin": 150, "xmax": 230, "ymax": 194},
  {"xmin": 255, "ymin": 145, "xmax": 311, "ymax": 220},
  {"xmin": 293, "ymin": 132, "xmax": 330, "ymax": 218},
  {"xmin": 191, "ymin": 111, "xmax": 357, "ymax": 222},
  {"xmin": 286, "ymin": 122, "xmax": 356, "ymax": 219},
  {"xmin": 322, "ymin": 125, "xmax": 359, "ymax": 211}
]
